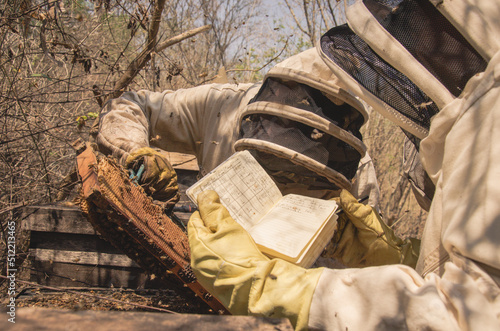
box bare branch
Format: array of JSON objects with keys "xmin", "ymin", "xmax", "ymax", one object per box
[
  {"xmin": 108, "ymin": 0, "xmax": 167, "ymax": 100},
  {"xmin": 0, "ymin": 122, "xmax": 73, "ymax": 146},
  {"xmin": 316, "ymin": 0, "xmax": 330, "ymax": 30},
  {"xmin": 303, "ymin": 0, "xmax": 316, "ymax": 43},
  {"xmin": 326, "ymin": 0, "xmax": 340, "ymax": 27},
  {"xmin": 155, "ymin": 24, "xmax": 212, "ymax": 53},
  {"xmin": 225, "ymin": 37, "xmax": 289, "ymax": 74},
  {"xmin": 108, "ymin": 24, "xmax": 211, "ymax": 100},
  {"xmin": 283, "ymin": 0, "xmax": 310, "ymax": 38},
  {"xmin": 0, "ymin": 202, "xmax": 24, "ymax": 216}
]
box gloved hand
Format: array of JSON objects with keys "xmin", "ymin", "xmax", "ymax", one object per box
[
  {"xmin": 188, "ymin": 190, "xmax": 324, "ymax": 330},
  {"xmin": 323, "ymin": 190, "xmax": 420, "ymax": 268},
  {"xmin": 125, "ymin": 147, "xmax": 179, "ymax": 208}
]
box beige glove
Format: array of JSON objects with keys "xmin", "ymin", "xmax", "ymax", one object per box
[
  {"xmin": 188, "ymin": 190, "xmax": 324, "ymax": 330},
  {"xmin": 323, "ymin": 190, "xmax": 420, "ymax": 268},
  {"xmin": 125, "ymin": 147, "xmax": 179, "ymax": 208}
]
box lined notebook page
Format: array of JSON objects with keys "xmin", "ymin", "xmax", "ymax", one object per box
[
  {"xmin": 249, "ymin": 194, "xmax": 337, "ymax": 258},
  {"xmin": 187, "ymin": 151, "xmax": 282, "ymax": 231}
]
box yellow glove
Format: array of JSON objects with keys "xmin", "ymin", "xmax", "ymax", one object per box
[
  {"xmin": 324, "ymin": 190, "xmax": 420, "ymax": 268},
  {"xmin": 188, "ymin": 190, "xmax": 324, "ymax": 330},
  {"xmin": 125, "ymin": 147, "xmax": 179, "ymax": 208}
]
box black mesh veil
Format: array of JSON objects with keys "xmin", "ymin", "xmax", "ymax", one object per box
[
  {"xmin": 320, "ymin": 24, "xmax": 438, "ymax": 135},
  {"xmin": 250, "ymin": 77, "xmax": 365, "ymax": 134},
  {"xmin": 320, "ymin": 0, "xmax": 487, "ymax": 142},
  {"xmin": 237, "ymin": 77, "xmax": 365, "ymax": 190},
  {"xmin": 363, "ymin": 0, "xmax": 487, "ymax": 98}
]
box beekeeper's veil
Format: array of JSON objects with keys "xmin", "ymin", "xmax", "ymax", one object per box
[
  {"xmin": 234, "ymin": 48, "xmax": 369, "ymax": 192},
  {"xmin": 317, "ymin": 0, "xmax": 496, "ymax": 207},
  {"xmin": 318, "ymin": 0, "xmax": 493, "ymax": 145}
]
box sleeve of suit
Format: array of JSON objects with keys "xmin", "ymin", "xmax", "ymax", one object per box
[{"xmin": 96, "ymin": 83, "xmax": 257, "ymax": 168}]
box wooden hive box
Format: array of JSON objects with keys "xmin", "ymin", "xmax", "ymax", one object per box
[{"xmin": 22, "ymin": 152, "xmax": 199, "ymax": 289}]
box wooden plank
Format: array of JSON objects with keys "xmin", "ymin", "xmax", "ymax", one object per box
[
  {"xmin": 21, "ymin": 156, "xmax": 201, "ymax": 290},
  {"xmin": 29, "ymin": 261, "xmax": 162, "ymax": 289},
  {"xmin": 29, "ymin": 231, "xmax": 122, "ymax": 254},
  {"xmin": 2, "ymin": 308, "xmax": 294, "ymax": 330},
  {"xmin": 163, "ymin": 151, "xmax": 199, "ymax": 171},
  {"xmin": 32, "ymin": 249, "xmax": 139, "ymax": 268},
  {"xmin": 21, "ymin": 205, "xmax": 96, "ymax": 234}
]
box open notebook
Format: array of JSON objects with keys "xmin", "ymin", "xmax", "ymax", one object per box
[{"xmin": 187, "ymin": 150, "xmax": 338, "ymax": 268}]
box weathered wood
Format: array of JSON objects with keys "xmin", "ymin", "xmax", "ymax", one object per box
[
  {"xmin": 32, "ymin": 249, "xmax": 139, "ymax": 268},
  {"xmin": 21, "ymin": 154, "xmax": 200, "ymax": 290},
  {"xmin": 29, "ymin": 261, "xmax": 162, "ymax": 289},
  {"xmin": 30, "ymin": 231, "xmax": 123, "ymax": 255},
  {"xmin": 20, "ymin": 203, "xmax": 196, "ymax": 288},
  {"xmin": 22, "ymin": 206, "xmax": 148, "ymax": 287},
  {"xmin": 163, "ymin": 151, "xmax": 199, "ymax": 171},
  {"xmin": 21, "ymin": 205, "xmax": 95, "ymax": 235},
  {"xmin": 1, "ymin": 308, "xmax": 294, "ymax": 330}
]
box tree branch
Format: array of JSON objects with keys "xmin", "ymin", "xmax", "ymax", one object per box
[
  {"xmin": 326, "ymin": 0, "xmax": 339, "ymax": 27},
  {"xmin": 283, "ymin": 0, "xmax": 310, "ymax": 37},
  {"xmin": 303, "ymin": 0, "xmax": 316, "ymax": 43},
  {"xmin": 225, "ymin": 37, "xmax": 289, "ymax": 74},
  {"xmin": 155, "ymin": 24, "xmax": 211, "ymax": 53},
  {"xmin": 316, "ymin": 0, "xmax": 330, "ymax": 30},
  {"xmin": 108, "ymin": 22, "xmax": 211, "ymax": 101},
  {"xmin": 108, "ymin": 0, "xmax": 167, "ymax": 100}
]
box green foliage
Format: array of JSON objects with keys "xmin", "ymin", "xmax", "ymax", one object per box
[{"xmin": 76, "ymin": 112, "xmax": 99, "ymax": 129}]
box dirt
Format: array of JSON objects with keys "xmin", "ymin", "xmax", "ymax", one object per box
[{"xmin": 14, "ymin": 287, "xmax": 206, "ymax": 314}]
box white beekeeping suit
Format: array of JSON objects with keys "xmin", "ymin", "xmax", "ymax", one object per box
[
  {"xmin": 185, "ymin": 0, "xmax": 500, "ymax": 330},
  {"xmin": 97, "ymin": 48, "xmax": 380, "ymax": 205},
  {"xmin": 310, "ymin": 0, "xmax": 500, "ymax": 328}
]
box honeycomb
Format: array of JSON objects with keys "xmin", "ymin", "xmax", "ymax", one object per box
[{"xmin": 77, "ymin": 147, "xmax": 227, "ymax": 314}]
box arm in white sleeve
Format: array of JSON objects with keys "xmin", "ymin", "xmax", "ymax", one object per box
[
  {"xmin": 309, "ymin": 259, "xmax": 499, "ymax": 330},
  {"xmin": 97, "ymin": 90, "xmax": 157, "ymax": 163},
  {"xmin": 96, "ymin": 83, "xmax": 258, "ymax": 167}
]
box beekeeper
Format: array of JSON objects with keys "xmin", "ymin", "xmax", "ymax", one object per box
[
  {"xmin": 187, "ymin": 0, "xmax": 500, "ymax": 329},
  {"xmin": 97, "ymin": 45, "xmax": 422, "ymax": 269},
  {"xmin": 97, "ymin": 48, "xmax": 378, "ymax": 203}
]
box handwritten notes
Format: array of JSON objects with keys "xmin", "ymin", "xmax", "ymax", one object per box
[
  {"xmin": 250, "ymin": 194, "xmax": 337, "ymax": 258},
  {"xmin": 187, "ymin": 151, "xmax": 282, "ymax": 230}
]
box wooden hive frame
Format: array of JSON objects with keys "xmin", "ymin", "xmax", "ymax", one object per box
[{"xmin": 76, "ymin": 142, "xmax": 228, "ymax": 314}]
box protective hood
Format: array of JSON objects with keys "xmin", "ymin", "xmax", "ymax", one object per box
[
  {"xmin": 234, "ymin": 48, "xmax": 369, "ymax": 191},
  {"xmin": 318, "ymin": 0, "xmax": 489, "ymax": 142}
]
